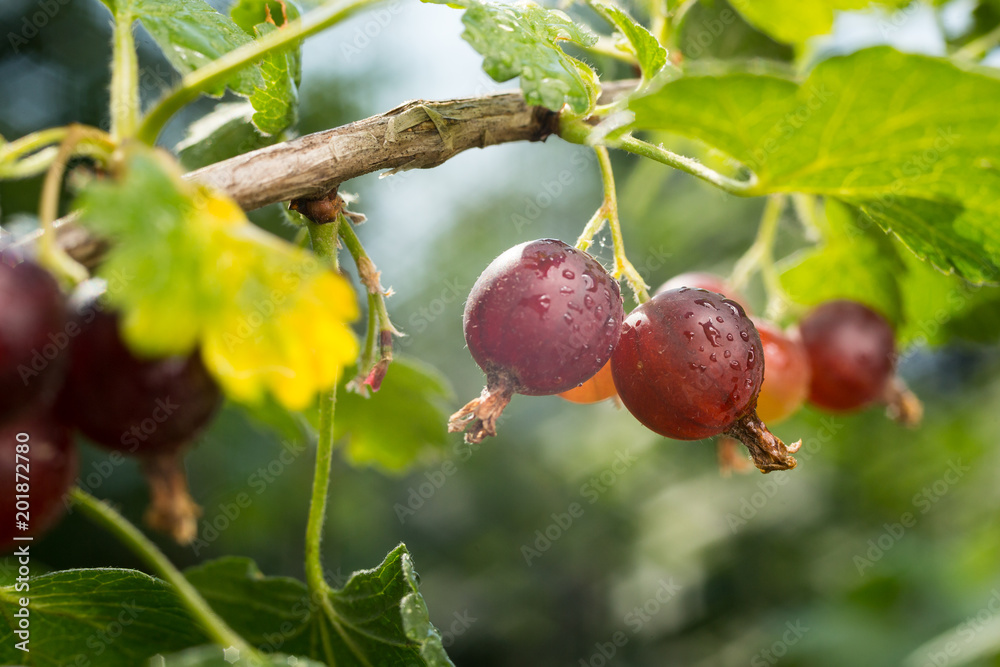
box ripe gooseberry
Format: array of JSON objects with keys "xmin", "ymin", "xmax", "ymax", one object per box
[
  {"xmin": 611, "ymin": 288, "xmax": 799, "ymax": 472},
  {"xmin": 799, "ymin": 299, "xmax": 921, "ymax": 425},
  {"xmin": 754, "ymin": 320, "xmax": 811, "ymax": 424},
  {"xmin": 55, "ymin": 292, "xmax": 221, "ymax": 543},
  {"xmin": 450, "ymin": 239, "xmax": 624, "ymax": 442},
  {"xmin": 1, "ymin": 409, "xmax": 77, "ymax": 552},
  {"xmin": 558, "ymin": 361, "xmax": 616, "ymax": 404},
  {"xmin": 655, "ymin": 271, "xmax": 750, "ymax": 312},
  {"xmin": 0, "ymin": 261, "xmax": 67, "ymax": 424}
]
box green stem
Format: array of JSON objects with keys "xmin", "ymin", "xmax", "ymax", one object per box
[
  {"xmin": 338, "ymin": 218, "xmax": 397, "ymax": 334},
  {"xmin": 954, "ymin": 21, "xmax": 1000, "ymax": 61},
  {"xmin": 304, "ymin": 217, "xmax": 342, "ymax": 597},
  {"xmin": 110, "ymin": 8, "xmax": 139, "ymax": 140},
  {"xmin": 137, "ymin": 0, "xmax": 383, "ymax": 145},
  {"xmin": 730, "ymin": 195, "xmax": 794, "ymax": 319},
  {"xmin": 0, "ymin": 126, "xmax": 115, "ymax": 180},
  {"xmin": 558, "ymin": 119, "xmax": 756, "ymax": 196},
  {"xmin": 70, "ymin": 488, "xmax": 259, "ymax": 658},
  {"xmin": 0, "ymin": 127, "xmax": 68, "ymax": 164}
]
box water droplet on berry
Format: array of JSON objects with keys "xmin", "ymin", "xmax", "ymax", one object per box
[
  {"xmin": 724, "ymin": 350, "xmax": 731, "ymax": 358},
  {"xmin": 684, "ymin": 331, "xmax": 695, "ymax": 340},
  {"xmin": 584, "ymin": 295, "xmax": 594, "ymax": 309},
  {"xmin": 716, "ymin": 316, "xmax": 724, "ymax": 323},
  {"xmin": 740, "ymin": 331, "xmax": 750, "ymax": 341},
  {"xmin": 710, "ymin": 353, "xmax": 717, "ymax": 362},
  {"xmin": 563, "ymin": 269, "xmax": 575, "ymax": 280},
  {"xmin": 568, "ymin": 301, "xmax": 583, "ymax": 313},
  {"xmin": 583, "ymin": 272, "xmax": 597, "ymax": 292},
  {"xmin": 727, "ymin": 333, "xmax": 734, "ymax": 341},
  {"xmin": 684, "ymin": 311, "xmax": 694, "ymax": 319},
  {"xmin": 564, "ymin": 313, "xmax": 574, "ymax": 325},
  {"xmin": 560, "ymin": 286, "xmax": 574, "ymax": 295},
  {"xmin": 521, "ymin": 294, "xmax": 552, "ymax": 317},
  {"xmin": 693, "ymin": 298, "xmax": 718, "ymax": 310},
  {"xmin": 700, "ymin": 321, "xmax": 722, "ymax": 347},
  {"xmin": 730, "ymin": 360, "xmax": 741, "ymax": 370}
]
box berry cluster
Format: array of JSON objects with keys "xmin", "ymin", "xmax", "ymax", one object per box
[
  {"xmin": 451, "ymin": 244, "xmax": 919, "ymax": 474},
  {"xmin": 1, "ymin": 259, "xmax": 221, "ymax": 551}
]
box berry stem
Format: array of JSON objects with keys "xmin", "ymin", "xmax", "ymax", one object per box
[
  {"xmin": 724, "ymin": 410, "xmax": 801, "ymax": 473},
  {"xmin": 69, "ymin": 487, "xmax": 260, "ymax": 659},
  {"xmin": 37, "ymin": 125, "xmax": 101, "ymax": 287},
  {"xmin": 574, "ymin": 146, "xmax": 651, "ymax": 304},
  {"xmin": 0, "ymin": 126, "xmax": 114, "ymax": 180},
  {"xmin": 109, "ymin": 5, "xmax": 139, "ymax": 141},
  {"xmin": 137, "ymin": 0, "xmax": 384, "ymax": 145}
]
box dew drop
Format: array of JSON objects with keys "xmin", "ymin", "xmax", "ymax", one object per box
[
  {"xmin": 683, "ymin": 331, "xmax": 695, "ymax": 341},
  {"xmin": 726, "ymin": 333, "xmax": 734, "ymax": 341},
  {"xmin": 563, "ymin": 269, "xmax": 575, "ymax": 280},
  {"xmin": 684, "ymin": 311, "xmax": 694, "ymax": 319},
  {"xmin": 560, "ymin": 286, "xmax": 574, "ymax": 295},
  {"xmin": 583, "ymin": 272, "xmax": 597, "ymax": 292},
  {"xmin": 716, "ymin": 316, "xmax": 724, "ymax": 323},
  {"xmin": 584, "ymin": 295, "xmax": 595, "ymax": 309},
  {"xmin": 710, "ymin": 353, "xmax": 717, "ymax": 362},
  {"xmin": 725, "ymin": 302, "xmax": 741, "ymax": 317},
  {"xmin": 747, "ymin": 349, "xmax": 756, "ymax": 369},
  {"xmin": 700, "ymin": 321, "xmax": 723, "ymax": 347},
  {"xmin": 521, "ymin": 294, "xmax": 551, "ymax": 316},
  {"xmin": 730, "ymin": 360, "xmax": 741, "ymax": 370},
  {"xmin": 564, "ymin": 313, "xmax": 574, "ymax": 325},
  {"xmin": 724, "ymin": 350, "xmax": 731, "ymax": 359},
  {"xmin": 595, "ymin": 305, "xmax": 604, "ymax": 316},
  {"xmin": 606, "ymin": 316, "xmax": 617, "ymax": 328},
  {"xmin": 740, "ymin": 331, "xmax": 750, "ymax": 341},
  {"xmin": 693, "ymin": 298, "xmax": 719, "ymax": 310},
  {"xmin": 699, "ymin": 345, "xmax": 705, "ymax": 352},
  {"xmin": 568, "ymin": 301, "xmax": 583, "ymax": 313}
]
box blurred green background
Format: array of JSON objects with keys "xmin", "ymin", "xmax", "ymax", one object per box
[{"xmin": 2, "ymin": 1, "xmax": 1000, "ymax": 665}]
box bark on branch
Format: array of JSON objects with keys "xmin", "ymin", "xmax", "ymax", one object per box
[{"xmin": 186, "ymin": 80, "xmax": 634, "ymax": 211}]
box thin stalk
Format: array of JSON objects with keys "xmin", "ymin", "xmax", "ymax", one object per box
[
  {"xmin": 954, "ymin": 22, "xmax": 1000, "ymax": 61},
  {"xmin": 0, "ymin": 127, "xmax": 69, "ymax": 165},
  {"xmin": 37, "ymin": 126, "xmax": 100, "ymax": 286},
  {"xmin": 730, "ymin": 195, "xmax": 796, "ymax": 319},
  {"xmin": 337, "ymin": 219, "xmax": 397, "ymax": 335},
  {"xmin": 304, "ymin": 216, "xmax": 341, "ymax": 597},
  {"xmin": 137, "ymin": 0, "xmax": 383, "ymax": 145},
  {"xmin": 0, "ymin": 129, "xmax": 114, "ymax": 180},
  {"xmin": 558, "ymin": 119, "xmax": 756, "ymax": 196},
  {"xmin": 110, "ymin": 7, "xmax": 139, "ymax": 140},
  {"xmin": 70, "ymin": 488, "xmax": 259, "ymax": 658}
]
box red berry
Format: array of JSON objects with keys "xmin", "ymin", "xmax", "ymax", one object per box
[
  {"xmin": 799, "ymin": 300, "xmax": 894, "ymax": 412},
  {"xmin": 755, "ymin": 320, "xmax": 810, "ymax": 424},
  {"xmin": 656, "ymin": 272, "xmax": 750, "ymax": 313},
  {"xmin": 558, "ymin": 361, "xmax": 617, "ymax": 404},
  {"xmin": 0, "ymin": 261, "xmax": 67, "ymax": 424},
  {"xmin": 55, "ymin": 304, "xmax": 221, "ymax": 455},
  {"xmin": 450, "ymin": 239, "xmax": 624, "ymax": 441},
  {"xmin": 1, "ymin": 409, "xmax": 77, "ymax": 552},
  {"xmin": 611, "ymin": 288, "xmax": 798, "ymax": 472}
]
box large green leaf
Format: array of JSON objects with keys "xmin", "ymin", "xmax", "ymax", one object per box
[
  {"xmin": 0, "ymin": 569, "xmax": 206, "ymax": 666},
  {"xmin": 629, "ymin": 47, "xmax": 1000, "ymax": 284},
  {"xmin": 780, "ymin": 199, "xmax": 905, "ymax": 323},
  {"xmin": 424, "ymin": 0, "xmax": 599, "ymax": 113},
  {"xmin": 113, "ymin": 0, "xmax": 262, "ymax": 97},
  {"xmin": 186, "ymin": 547, "xmax": 455, "ymax": 667},
  {"xmin": 678, "ymin": 0, "xmax": 793, "ymax": 62},
  {"xmin": 727, "ymin": 0, "xmax": 910, "ymax": 44},
  {"xmin": 158, "ymin": 646, "xmax": 326, "ymax": 666},
  {"xmin": 334, "ymin": 358, "xmax": 455, "ymax": 473}
]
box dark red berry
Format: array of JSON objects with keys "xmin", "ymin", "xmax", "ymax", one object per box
[
  {"xmin": 1, "ymin": 409, "xmax": 77, "ymax": 552},
  {"xmin": 55, "ymin": 304, "xmax": 221, "ymax": 454},
  {"xmin": 611, "ymin": 288, "xmax": 798, "ymax": 472},
  {"xmin": 799, "ymin": 300, "xmax": 895, "ymax": 412},
  {"xmin": 656, "ymin": 272, "xmax": 750, "ymax": 313},
  {"xmin": 450, "ymin": 239, "xmax": 624, "ymax": 442},
  {"xmin": 0, "ymin": 261, "xmax": 67, "ymax": 424}
]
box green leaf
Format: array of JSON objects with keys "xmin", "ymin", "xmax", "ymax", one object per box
[
  {"xmin": 727, "ymin": 0, "xmax": 910, "ymax": 44},
  {"xmin": 230, "ymin": 0, "xmax": 303, "ymax": 136},
  {"xmin": 629, "ymin": 47, "xmax": 1000, "ymax": 284},
  {"xmin": 122, "ymin": 0, "xmax": 262, "ymax": 97},
  {"xmin": 588, "ymin": 0, "xmax": 667, "ymax": 85},
  {"xmin": 158, "ymin": 646, "xmax": 326, "ymax": 666},
  {"xmin": 176, "ymin": 102, "xmax": 275, "ymax": 171},
  {"xmin": 76, "ymin": 146, "xmax": 359, "ymax": 410},
  {"xmin": 0, "ymin": 568, "xmax": 206, "ymax": 666},
  {"xmin": 678, "ymin": 0, "xmax": 793, "ymax": 62},
  {"xmin": 185, "ymin": 547, "xmax": 455, "ymax": 666},
  {"xmin": 425, "ymin": 0, "xmax": 599, "ymax": 113},
  {"xmin": 780, "ymin": 199, "xmax": 905, "ymax": 324},
  {"xmin": 334, "ymin": 357, "xmax": 455, "ymax": 473}
]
